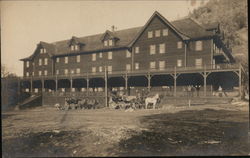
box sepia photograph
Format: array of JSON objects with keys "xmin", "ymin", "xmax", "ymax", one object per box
[{"xmin": 1, "ymin": 0, "xmax": 249, "ymax": 157}]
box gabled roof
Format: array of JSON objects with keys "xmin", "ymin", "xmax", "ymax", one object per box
[
  {"xmin": 100, "ymin": 30, "xmax": 120, "ymax": 41},
  {"xmin": 171, "ymin": 18, "xmax": 214, "ymax": 39},
  {"xmin": 128, "ymin": 11, "xmax": 191, "ymax": 47},
  {"xmin": 20, "ymin": 41, "xmax": 55, "ymax": 61},
  {"xmin": 68, "ymin": 36, "xmax": 85, "ymax": 46},
  {"xmin": 21, "ymin": 11, "xmax": 218, "ymax": 61}
]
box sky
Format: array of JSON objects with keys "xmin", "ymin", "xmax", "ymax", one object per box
[{"xmin": 1, "ymin": 0, "xmax": 207, "ymax": 76}]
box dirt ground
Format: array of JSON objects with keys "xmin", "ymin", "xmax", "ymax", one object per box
[{"xmin": 2, "ymin": 101, "xmax": 250, "ymax": 157}]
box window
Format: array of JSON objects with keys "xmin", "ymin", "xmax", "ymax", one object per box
[
  {"xmin": 77, "ymin": 55, "xmax": 80, "ymax": 62},
  {"xmin": 195, "ymin": 41, "xmax": 203, "ymax": 51},
  {"xmin": 76, "ymin": 68, "xmax": 80, "ymax": 74},
  {"xmin": 177, "ymin": 59, "xmax": 182, "ymax": 67},
  {"xmin": 92, "ymin": 53, "xmax": 96, "ymax": 61},
  {"xmin": 159, "ymin": 61, "xmax": 165, "ymax": 70},
  {"xmin": 56, "ymin": 70, "xmax": 59, "ymax": 75},
  {"xmin": 135, "ymin": 47, "xmax": 139, "ymax": 54},
  {"xmin": 99, "ymin": 52, "xmax": 103, "ymax": 58},
  {"xmin": 150, "ymin": 61, "xmax": 156, "ymax": 69},
  {"xmin": 64, "ymin": 69, "xmax": 68, "ymax": 75},
  {"xmin": 74, "ymin": 45, "xmax": 79, "ymax": 51},
  {"xmin": 65, "ymin": 57, "xmax": 68, "ymax": 64},
  {"xmin": 39, "ymin": 59, "xmax": 42, "ymax": 66},
  {"xmin": 150, "ymin": 45, "xmax": 156, "ymax": 55},
  {"xmin": 195, "ymin": 58, "xmax": 203, "ymax": 68},
  {"xmin": 108, "ymin": 51, "xmax": 112, "ymax": 60},
  {"xmin": 56, "ymin": 58, "xmax": 60, "ymax": 63},
  {"xmin": 44, "ymin": 58, "xmax": 48, "ymax": 65},
  {"xmin": 40, "ymin": 48, "xmax": 46, "ymax": 54},
  {"xmin": 177, "ymin": 41, "xmax": 182, "ymax": 49},
  {"xmin": 104, "ymin": 40, "xmax": 108, "ymax": 46},
  {"xmin": 163, "ymin": 29, "xmax": 168, "ymax": 36},
  {"xmin": 26, "ymin": 72, "xmax": 29, "ymax": 77},
  {"xmin": 135, "ymin": 63, "xmax": 139, "ymax": 70},
  {"xmin": 155, "ymin": 30, "xmax": 161, "ymax": 37},
  {"xmin": 148, "ymin": 31, "xmax": 153, "ymax": 38},
  {"xmin": 44, "ymin": 70, "xmax": 48, "ymax": 76},
  {"xmin": 26, "ymin": 61, "xmax": 29, "ymax": 68},
  {"xmin": 99, "ymin": 66, "xmax": 103, "ymax": 72},
  {"xmin": 159, "ymin": 44, "xmax": 165, "ymax": 54},
  {"xmin": 71, "ymin": 69, "xmax": 74, "ymax": 74},
  {"xmin": 92, "ymin": 67, "xmax": 96, "ymax": 73},
  {"xmin": 109, "ymin": 39, "xmax": 113, "ymax": 46},
  {"xmin": 108, "ymin": 66, "xmax": 112, "ymax": 72},
  {"xmin": 71, "ymin": 45, "xmax": 78, "ymax": 51},
  {"xmin": 32, "ymin": 72, "xmax": 34, "ymax": 76},
  {"xmin": 126, "ymin": 50, "xmax": 131, "ymax": 58},
  {"xmin": 126, "ymin": 64, "xmax": 131, "ymax": 71},
  {"xmin": 39, "ymin": 71, "xmax": 42, "ymax": 76}
]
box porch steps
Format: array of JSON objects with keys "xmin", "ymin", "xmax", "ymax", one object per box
[{"xmin": 17, "ymin": 94, "xmax": 42, "ymax": 110}]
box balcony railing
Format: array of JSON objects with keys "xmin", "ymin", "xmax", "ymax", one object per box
[{"xmin": 20, "ymin": 63, "xmax": 241, "ymax": 79}]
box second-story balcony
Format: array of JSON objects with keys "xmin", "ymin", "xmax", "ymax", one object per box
[{"xmin": 20, "ymin": 63, "xmax": 241, "ymax": 80}]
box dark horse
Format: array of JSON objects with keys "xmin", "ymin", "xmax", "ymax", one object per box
[{"xmin": 65, "ymin": 97, "xmax": 82, "ymax": 109}]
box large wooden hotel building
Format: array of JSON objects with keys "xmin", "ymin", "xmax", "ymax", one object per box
[{"xmin": 20, "ymin": 11, "xmax": 241, "ymax": 101}]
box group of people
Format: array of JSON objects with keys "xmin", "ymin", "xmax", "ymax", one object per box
[{"xmin": 183, "ymin": 85, "xmax": 202, "ymax": 97}]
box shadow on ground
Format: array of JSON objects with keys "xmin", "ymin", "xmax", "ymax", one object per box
[
  {"xmin": 2, "ymin": 130, "xmax": 87, "ymax": 157},
  {"xmin": 115, "ymin": 108, "xmax": 249, "ymax": 156}
]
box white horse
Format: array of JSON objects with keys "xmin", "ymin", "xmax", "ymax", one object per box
[{"xmin": 145, "ymin": 93, "xmax": 160, "ymax": 109}]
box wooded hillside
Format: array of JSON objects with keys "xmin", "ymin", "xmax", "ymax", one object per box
[{"xmin": 189, "ymin": 0, "xmax": 247, "ymax": 57}]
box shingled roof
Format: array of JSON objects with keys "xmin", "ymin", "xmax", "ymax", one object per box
[{"xmin": 21, "ymin": 12, "xmax": 215, "ymax": 61}]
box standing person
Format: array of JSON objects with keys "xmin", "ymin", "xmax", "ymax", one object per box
[
  {"xmin": 191, "ymin": 85, "xmax": 195, "ymax": 97},
  {"xmin": 196, "ymin": 85, "xmax": 200, "ymax": 97},
  {"xmin": 187, "ymin": 85, "xmax": 192, "ymax": 98},
  {"xmin": 182, "ymin": 86, "xmax": 186, "ymax": 97},
  {"xmin": 218, "ymin": 86, "xmax": 222, "ymax": 97}
]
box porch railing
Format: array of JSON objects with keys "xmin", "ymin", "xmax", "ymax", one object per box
[{"xmin": 20, "ymin": 63, "xmax": 241, "ymax": 79}]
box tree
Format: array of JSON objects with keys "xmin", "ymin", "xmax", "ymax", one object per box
[{"xmin": 1, "ymin": 64, "xmax": 17, "ymax": 78}]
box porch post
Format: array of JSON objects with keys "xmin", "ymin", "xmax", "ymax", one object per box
[
  {"xmin": 30, "ymin": 77, "xmax": 33, "ymax": 94},
  {"xmin": 125, "ymin": 73, "xmax": 128, "ymax": 90},
  {"xmin": 147, "ymin": 72, "xmax": 151, "ymax": 91},
  {"xmin": 42, "ymin": 78, "xmax": 45, "ymax": 92},
  {"xmin": 204, "ymin": 65, "xmax": 207, "ymax": 97},
  {"xmin": 104, "ymin": 66, "xmax": 108, "ymax": 107},
  {"xmin": 17, "ymin": 78, "xmax": 20, "ymax": 104},
  {"xmin": 55, "ymin": 76, "xmax": 58, "ymax": 92},
  {"xmin": 70, "ymin": 77, "xmax": 73, "ymax": 92},
  {"xmin": 86, "ymin": 77, "xmax": 89, "ymax": 96},
  {"xmin": 239, "ymin": 64, "xmax": 242, "ymax": 99},
  {"xmin": 174, "ymin": 67, "xmax": 177, "ymax": 97}
]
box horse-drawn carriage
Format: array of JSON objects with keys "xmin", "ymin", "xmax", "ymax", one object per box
[
  {"xmin": 109, "ymin": 91, "xmax": 161, "ymax": 110},
  {"xmin": 55, "ymin": 97, "xmax": 99, "ymax": 110}
]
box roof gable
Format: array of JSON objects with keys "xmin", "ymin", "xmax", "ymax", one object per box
[
  {"xmin": 20, "ymin": 41, "xmax": 54, "ymax": 61},
  {"xmin": 100, "ymin": 30, "xmax": 120, "ymax": 41},
  {"xmin": 128, "ymin": 11, "xmax": 190, "ymax": 47}
]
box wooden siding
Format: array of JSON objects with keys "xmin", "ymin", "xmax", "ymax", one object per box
[
  {"xmin": 54, "ymin": 49, "xmax": 132, "ymax": 75},
  {"xmin": 132, "ymin": 16, "xmax": 186, "ymax": 70},
  {"xmin": 186, "ymin": 39, "xmax": 212, "ymax": 67}
]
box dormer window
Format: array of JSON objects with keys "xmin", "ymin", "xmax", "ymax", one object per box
[
  {"xmin": 40, "ymin": 48, "xmax": 46, "ymax": 54},
  {"xmin": 104, "ymin": 40, "xmax": 108, "ymax": 46},
  {"xmin": 109, "ymin": 39, "xmax": 113, "ymax": 46},
  {"xmin": 26, "ymin": 61, "xmax": 30, "ymax": 68},
  {"xmin": 71, "ymin": 45, "xmax": 79, "ymax": 51}
]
